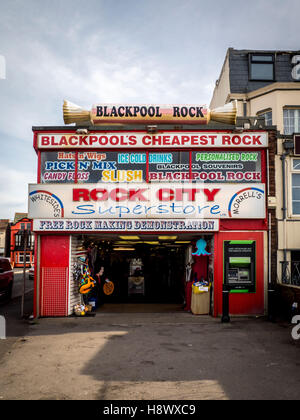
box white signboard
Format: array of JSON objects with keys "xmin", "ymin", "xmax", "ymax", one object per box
[
  {"xmin": 37, "ymin": 132, "xmax": 268, "ymax": 149},
  {"xmin": 28, "ymin": 183, "xmax": 266, "ymax": 220},
  {"xmin": 33, "ymin": 218, "xmax": 219, "ymax": 232}
]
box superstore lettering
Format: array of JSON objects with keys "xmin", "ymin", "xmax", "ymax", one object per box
[{"xmin": 38, "ymin": 132, "xmax": 268, "ymax": 148}]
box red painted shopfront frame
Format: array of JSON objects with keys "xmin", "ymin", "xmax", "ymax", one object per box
[
  {"xmin": 33, "ymin": 128, "xmax": 269, "ymax": 317},
  {"xmin": 213, "ymin": 231, "xmax": 265, "ymax": 317},
  {"xmin": 34, "ymin": 229, "xmax": 266, "ymax": 317}
]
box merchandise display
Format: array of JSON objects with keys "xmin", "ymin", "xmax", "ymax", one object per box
[
  {"xmin": 192, "ymin": 280, "xmax": 210, "ymax": 294},
  {"xmin": 191, "ymin": 278, "xmax": 211, "ymax": 315},
  {"xmin": 72, "ymin": 240, "xmax": 116, "ymax": 314},
  {"xmin": 78, "ymin": 265, "xmax": 96, "ymax": 294},
  {"xmin": 74, "ymin": 304, "xmax": 92, "ymax": 316}
]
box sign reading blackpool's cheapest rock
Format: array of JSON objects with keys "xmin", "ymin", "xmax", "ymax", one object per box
[{"xmin": 37, "ymin": 131, "xmax": 268, "ymax": 149}]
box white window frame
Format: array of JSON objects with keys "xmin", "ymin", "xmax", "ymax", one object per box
[
  {"xmin": 18, "ymin": 253, "xmax": 31, "ymax": 264},
  {"xmin": 290, "ymin": 158, "xmax": 300, "ymax": 216},
  {"xmin": 15, "ymin": 233, "xmax": 22, "ymax": 247},
  {"xmin": 257, "ymin": 109, "xmax": 272, "ymax": 126},
  {"xmin": 284, "ymin": 108, "xmax": 300, "ymax": 135}
]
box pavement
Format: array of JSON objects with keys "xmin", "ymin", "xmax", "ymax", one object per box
[
  {"xmin": 0, "ymin": 295, "xmax": 299, "ymax": 400},
  {"xmin": 12, "ymin": 268, "xmax": 34, "ymax": 299}
]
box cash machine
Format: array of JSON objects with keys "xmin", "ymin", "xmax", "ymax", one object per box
[{"xmin": 224, "ymin": 240, "xmax": 256, "ymax": 293}]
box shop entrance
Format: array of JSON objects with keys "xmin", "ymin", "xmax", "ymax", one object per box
[{"xmin": 74, "ymin": 233, "xmax": 213, "ymax": 311}]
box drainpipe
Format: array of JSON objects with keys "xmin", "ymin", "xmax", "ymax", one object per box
[
  {"xmin": 243, "ymin": 100, "xmax": 247, "ymax": 117},
  {"xmin": 281, "ymin": 142, "xmax": 293, "ymax": 265},
  {"xmin": 281, "ymin": 151, "xmax": 288, "ymax": 263},
  {"xmin": 269, "ymin": 144, "xmax": 290, "ymax": 321},
  {"xmin": 278, "ymin": 150, "xmax": 289, "ymax": 295},
  {"xmin": 280, "ymin": 139, "xmax": 294, "ymax": 283}
]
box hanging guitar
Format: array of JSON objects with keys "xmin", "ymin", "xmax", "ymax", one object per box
[{"xmin": 78, "ymin": 266, "xmax": 96, "ymax": 294}]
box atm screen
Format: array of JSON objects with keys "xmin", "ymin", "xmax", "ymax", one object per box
[{"xmin": 229, "ymin": 256, "xmax": 251, "ymax": 267}]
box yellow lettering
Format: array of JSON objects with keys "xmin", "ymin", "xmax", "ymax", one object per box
[
  {"xmin": 101, "ymin": 170, "xmax": 144, "ymax": 182},
  {"xmin": 135, "ymin": 170, "xmax": 143, "ymax": 182},
  {"xmin": 127, "ymin": 170, "xmax": 133, "ymax": 182},
  {"xmin": 101, "ymin": 170, "xmax": 111, "ymax": 181}
]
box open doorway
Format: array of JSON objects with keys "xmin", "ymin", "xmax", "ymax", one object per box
[{"xmin": 73, "ymin": 233, "xmax": 214, "ymax": 312}]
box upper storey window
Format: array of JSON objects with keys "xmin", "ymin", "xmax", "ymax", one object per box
[
  {"xmin": 257, "ymin": 109, "xmax": 272, "ymax": 126},
  {"xmin": 249, "ymin": 54, "xmax": 275, "ymax": 81},
  {"xmin": 284, "ymin": 108, "xmax": 300, "ymax": 135}
]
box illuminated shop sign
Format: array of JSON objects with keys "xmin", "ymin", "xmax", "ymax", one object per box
[
  {"xmin": 28, "ymin": 183, "xmax": 266, "ymax": 220},
  {"xmin": 40, "ymin": 151, "xmax": 262, "ymax": 184},
  {"xmin": 33, "ymin": 218, "xmax": 219, "ymax": 232},
  {"xmin": 37, "ymin": 132, "xmax": 268, "ymax": 149}
]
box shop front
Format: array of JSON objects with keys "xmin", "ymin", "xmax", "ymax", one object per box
[
  {"xmin": 10, "ymin": 217, "xmax": 34, "ymax": 268},
  {"xmin": 29, "ymin": 113, "xmax": 270, "ymax": 318}
]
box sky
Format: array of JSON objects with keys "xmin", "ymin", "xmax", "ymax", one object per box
[{"xmin": 0, "ymin": 0, "xmax": 300, "ymax": 220}]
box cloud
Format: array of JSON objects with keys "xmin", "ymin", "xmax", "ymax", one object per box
[
  {"xmin": 0, "ymin": 17, "xmax": 213, "ymax": 219},
  {"xmin": 0, "ymin": 30, "xmax": 214, "ymax": 141}
]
